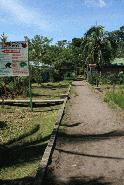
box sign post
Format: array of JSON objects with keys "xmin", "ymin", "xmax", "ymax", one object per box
[
  {"xmin": 0, "ymin": 41, "xmax": 33, "ymax": 111},
  {"xmin": 27, "ymin": 45, "xmax": 33, "ymax": 111},
  {"xmin": 29, "ymin": 76, "xmax": 33, "ymax": 111}
]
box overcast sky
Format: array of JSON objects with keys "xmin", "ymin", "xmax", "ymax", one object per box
[{"xmin": 0, "ymin": 0, "xmax": 123, "ymax": 42}]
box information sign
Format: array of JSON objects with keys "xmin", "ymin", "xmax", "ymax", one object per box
[{"xmin": 0, "ymin": 41, "xmax": 29, "ymax": 76}]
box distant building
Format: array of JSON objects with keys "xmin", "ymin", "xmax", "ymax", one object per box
[
  {"xmin": 29, "ymin": 61, "xmax": 53, "ymax": 82},
  {"xmin": 111, "ymin": 58, "xmax": 124, "ymax": 66},
  {"xmin": 100, "ymin": 58, "xmax": 124, "ymax": 74}
]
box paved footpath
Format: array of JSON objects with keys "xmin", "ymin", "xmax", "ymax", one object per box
[{"xmin": 43, "ymin": 81, "xmax": 124, "ymax": 185}]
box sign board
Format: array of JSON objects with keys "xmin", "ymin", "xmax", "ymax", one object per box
[
  {"xmin": 0, "ymin": 41, "xmax": 29, "ymax": 76},
  {"xmin": 89, "ymin": 64, "xmax": 96, "ymax": 68}
]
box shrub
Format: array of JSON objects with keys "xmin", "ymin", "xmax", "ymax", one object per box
[
  {"xmin": 0, "ymin": 77, "xmax": 29, "ymax": 99},
  {"xmin": 100, "ymin": 72, "xmax": 124, "ymax": 85}
]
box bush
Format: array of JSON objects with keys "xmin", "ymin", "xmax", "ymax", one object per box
[
  {"xmin": 100, "ymin": 72, "xmax": 124, "ymax": 85},
  {"xmin": 0, "ymin": 77, "xmax": 29, "ymax": 99},
  {"xmin": 88, "ymin": 72, "xmax": 100, "ymax": 86}
]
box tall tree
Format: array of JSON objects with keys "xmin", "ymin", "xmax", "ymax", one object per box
[
  {"xmin": 29, "ymin": 35, "xmax": 52, "ymax": 63},
  {"xmin": 82, "ymin": 26, "xmax": 113, "ymax": 67}
]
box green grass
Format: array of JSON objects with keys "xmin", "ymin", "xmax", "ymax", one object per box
[
  {"xmin": 0, "ymin": 105, "xmax": 60, "ymax": 183},
  {"xmin": 0, "ymin": 80, "xmax": 71, "ymax": 184},
  {"xmin": 32, "ymin": 80, "xmax": 71, "ymax": 100},
  {"xmin": 104, "ymin": 85, "xmax": 124, "ymax": 109}
]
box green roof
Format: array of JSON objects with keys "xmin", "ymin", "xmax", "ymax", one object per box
[{"xmin": 111, "ymin": 58, "xmax": 124, "ymax": 66}]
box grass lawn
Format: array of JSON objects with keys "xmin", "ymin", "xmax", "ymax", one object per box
[
  {"xmin": 0, "ymin": 80, "xmax": 71, "ymax": 184},
  {"xmin": 0, "ymin": 105, "xmax": 60, "ymax": 184}
]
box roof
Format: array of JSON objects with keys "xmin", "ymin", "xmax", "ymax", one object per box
[
  {"xmin": 111, "ymin": 58, "xmax": 124, "ymax": 66},
  {"xmin": 29, "ymin": 61, "xmax": 52, "ymax": 68}
]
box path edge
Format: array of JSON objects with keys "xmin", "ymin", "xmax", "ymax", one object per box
[{"xmin": 34, "ymin": 84, "xmax": 71, "ymax": 185}]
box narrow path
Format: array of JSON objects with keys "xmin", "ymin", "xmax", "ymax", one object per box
[{"xmin": 43, "ymin": 81, "xmax": 124, "ymax": 185}]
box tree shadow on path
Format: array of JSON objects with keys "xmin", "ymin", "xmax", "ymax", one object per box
[
  {"xmin": 55, "ymin": 148, "xmax": 124, "ymax": 160},
  {"xmin": 62, "ymin": 122, "xmax": 82, "ymax": 128},
  {"xmin": 43, "ymin": 170, "xmax": 111, "ymax": 185},
  {"xmin": 58, "ymin": 130, "xmax": 124, "ymax": 142}
]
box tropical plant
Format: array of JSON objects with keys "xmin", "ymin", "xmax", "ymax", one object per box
[{"xmin": 82, "ymin": 26, "xmax": 113, "ymax": 67}]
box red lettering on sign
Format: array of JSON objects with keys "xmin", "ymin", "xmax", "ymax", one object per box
[{"xmin": 2, "ymin": 50, "xmax": 20, "ymax": 54}]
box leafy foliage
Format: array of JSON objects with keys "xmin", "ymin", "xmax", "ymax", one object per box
[
  {"xmin": 81, "ymin": 26, "xmax": 113, "ymax": 67},
  {"xmin": 0, "ymin": 24, "xmax": 124, "ymax": 98},
  {"xmin": 0, "ymin": 77, "xmax": 29, "ymax": 99}
]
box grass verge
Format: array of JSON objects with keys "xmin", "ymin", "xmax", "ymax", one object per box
[
  {"xmin": 0, "ymin": 105, "xmax": 60, "ymax": 184},
  {"xmin": 100, "ymin": 84, "xmax": 124, "ymax": 109}
]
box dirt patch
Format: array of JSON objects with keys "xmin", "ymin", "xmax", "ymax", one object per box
[{"xmin": 43, "ymin": 81, "xmax": 124, "ymax": 185}]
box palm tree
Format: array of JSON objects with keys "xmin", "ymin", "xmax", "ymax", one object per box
[{"xmin": 82, "ymin": 26, "xmax": 112, "ymax": 67}]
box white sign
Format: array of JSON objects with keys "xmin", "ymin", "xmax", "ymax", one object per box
[{"xmin": 0, "ymin": 41, "xmax": 29, "ymax": 76}]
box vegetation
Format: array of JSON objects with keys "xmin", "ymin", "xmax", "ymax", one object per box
[
  {"xmin": 0, "ymin": 24, "xmax": 124, "ymax": 99},
  {"xmin": 28, "ymin": 25, "xmax": 124, "ymax": 71},
  {"xmin": 104, "ymin": 85, "xmax": 124, "ymax": 109},
  {"xmin": 0, "ymin": 77, "xmax": 29, "ymax": 99},
  {"xmin": 32, "ymin": 81, "xmax": 71, "ymax": 100},
  {"xmin": 0, "ymin": 79, "xmax": 70, "ymax": 100},
  {"xmin": 94, "ymin": 70, "xmax": 124, "ymax": 109},
  {"xmin": 81, "ymin": 26, "xmax": 113, "ymax": 67}
]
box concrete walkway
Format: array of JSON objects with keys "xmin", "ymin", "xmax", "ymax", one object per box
[{"xmin": 43, "ymin": 81, "xmax": 124, "ymax": 185}]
